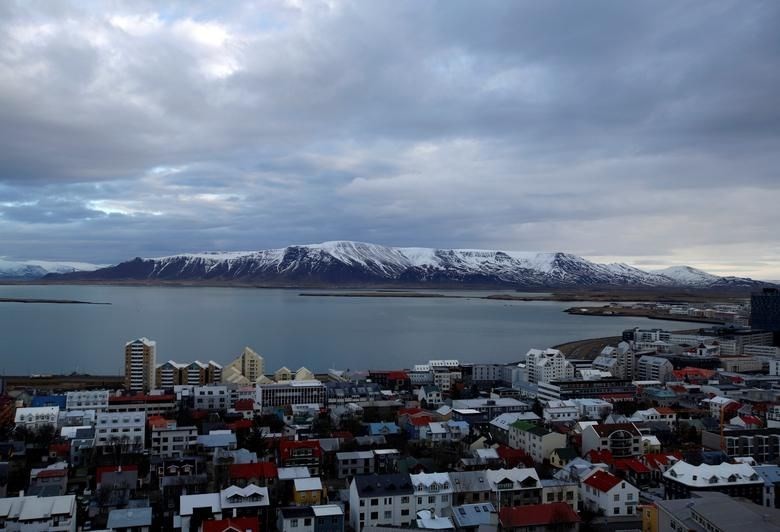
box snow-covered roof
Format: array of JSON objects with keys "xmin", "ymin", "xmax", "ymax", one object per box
[{"xmin": 664, "ymin": 461, "xmax": 761, "ymax": 487}]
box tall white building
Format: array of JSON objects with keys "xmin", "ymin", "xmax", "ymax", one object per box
[
  {"xmin": 124, "ymin": 337, "xmax": 156, "ymax": 392},
  {"xmin": 65, "ymin": 390, "xmax": 109, "ymax": 411},
  {"xmin": 95, "ymin": 411, "xmax": 146, "ymax": 451},
  {"xmin": 525, "ymin": 349, "xmax": 575, "ymax": 384}
]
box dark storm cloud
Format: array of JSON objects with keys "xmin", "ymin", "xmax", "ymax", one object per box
[{"xmin": 0, "ymin": 1, "xmax": 779, "ymax": 276}]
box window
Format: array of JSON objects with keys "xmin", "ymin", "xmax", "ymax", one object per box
[
  {"xmin": 627, "ymin": 493, "xmax": 633, "ymax": 501},
  {"xmin": 401, "ymin": 509, "xmax": 409, "ymax": 516},
  {"xmin": 614, "ymin": 507, "xmax": 620, "ymax": 515},
  {"xmin": 401, "ymin": 496, "xmax": 410, "ymax": 503},
  {"xmin": 384, "ymin": 511, "xmax": 392, "ymax": 519},
  {"xmin": 428, "ymin": 496, "xmax": 435, "ymax": 503},
  {"xmin": 371, "ymin": 499, "xmax": 379, "ymax": 506},
  {"xmin": 304, "ymin": 518, "xmax": 311, "ymax": 526},
  {"xmin": 417, "ymin": 497, "xmax": 423, "ymax": 505},
  {"xmin": 370, "ymin": 512, "xmax": 378, "ymax": 520},
  {"xmin": 547, "ymin": 493, "xmax": 554, "ymax": 502},
  {"xmin": 291, "ymin": 519, "xmax": 298, "ymax": 527},
  {"xmin": 614, "ymin": 494, "xmax": 620, "ymax": 501}
]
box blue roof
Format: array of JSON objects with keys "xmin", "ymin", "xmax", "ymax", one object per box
[
  {"xmin": 107, "ymin": 507, "xmax": 153, "ymax": 528},
  {"xmin": 368, "ymin": 422, "xmax": 400, "ymax": 435},
  {"xmin": 31, "ymin": 395, "xmax": 66, "ymax": 408}
]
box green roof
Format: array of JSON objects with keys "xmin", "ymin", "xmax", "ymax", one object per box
[{"xmin": 510, "ymin": 420, "xmax": 537, "ymax": 431}]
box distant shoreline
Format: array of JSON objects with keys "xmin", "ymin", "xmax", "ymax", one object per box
[{"xmin": 0, "ymin": 297, "xmax": 110, "ymax": 305}]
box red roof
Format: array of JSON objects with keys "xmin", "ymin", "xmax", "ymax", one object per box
[
  {"xmin": 496, "ymin": 445, "xmax": 532, "ymax": 468},
  {"xmin": 586, "ymin": 449, "xmax": 614, "ymax": 465},
  {"xmin": 229, "ymin": 461, "xmax": 278, "ymax": 480},
  {"xmin": 654, "ymin": 407, "xmax": 676, "ymax": 415},
  {"xmin": 35, "ymin": 468, "xmax": 67, "ymax": 479},
  {"xmin": 614, "ymin": 458, "xmax": 651, "ymax": 474},
  {"xmin": 642, "ymin": 452, "xmax": 682, "ymax": 470},
  {"xmin": 49, "ymin": 442, "xmax": 70, "ymax": 455},
  {"xmin": 109, "ymin": 393, "xmax": 175, "ymax": 403},
  {"xmin": 583, "ymin": 470, "xmax": 622, "ymax": 492},
  {"xmin": 148, "ymin": 415, "xmax": 175, "ymax": 429},
  {"xmin": 228, "ymin": 419, "xmax": 253, "ymax": 430},
  {"xmin": 96, "ymin": 464, "xmax": 138, "ymax": 483},
  {"xmin": 234, "ymin": 399, "xmax": 255, "ymax": 411},
  {"xmin": 499, "ymin": 502, "xmax": 580, "ymax": 527},
  {"xmin": 673, "ymin": 367, "xmax": 716, "ymax": 380},
  {"xmin": 409, "ymin": 415, "xmax": 434, "ymax": 426},
  {"xmin": 739, "ymin": 415, "xmax": 763, "ymax": 426},
  {"xmin": 202, "ymin": 516, "xmax": 260, "ymax": 532},
  {"xmin": 387, "ymin": 371, "xmax": 409, "ymax": 380}
]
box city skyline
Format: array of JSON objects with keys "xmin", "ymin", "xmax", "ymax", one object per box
[{"xmin": 1, "ymin": 2, "xmax": 779, "ymax": 278}]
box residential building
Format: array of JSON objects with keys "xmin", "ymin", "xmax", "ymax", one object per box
[
  {"xmin": 536, "ymin": 378, "xmax": 635, "ymax": 402},
  {"xmin": 107, "ymin": 393, "xmax": 176, "ymax": 415},
  {"xmin": 336, "ymin": 451, "xmax": 374, "ymax": 480},
  {"xmin": 450, "ymin": 503, "xmax": 497, "ymax": 530},
  {"xmin": 580, "ymin": 469, "xmax": 639, "ymax": 517},
  {"xmin": 633, "ymin": 407, "xmax": 677, "ymax": 429},
  {"xmin": 124, "ymin": 337, "xmax": 156, "ymax": 393},
  {"xmin": 418, "ymin": 420, "xmax": 469, "ymax": 445},
  {"xmin": 179, "ymin": 485, "xmax": 270, "ymax": 531},
  {"xmin": 0, "ymin": 494, "xmax": 77, "ymax": 532},
  {"xmin": 65, "ymin": 389, "xmax": 109, "ymax": 411},
  {"xmin": 543, "ymin": 400, "xmax": 578, "ymax": 422},
  {"xmin": 193, "ymin": 386, "xmax": 229, "ymax": 410},
  {"xmin": 484, "ymin": 468, "xmax": 541, "ymax": 508},
  {"xmin": 581, "ymin": 423, "xmax": 642, "ymax": 458},
  {"xmin": 222, "ymin": 347, "xmax": 266, "ymax": 385},
  {"xmin": 348, "ymin": 474, "xmax": 415, "ymax": 530},
  {"xmin": 14, "ymin": 406, "xmax": 59, "ymax": 431},
  {"xmin": 488, "ymin": 412, "xmax": 541, "ymax": 445},
  {"xmin": 107, "ymin": 506, "xmax": 153, "ymax": 532},
  {"xmin": 499, "ymin": 502, "xmax": 580, "ymax": 531},
  {"xmin": 409, "ymin": 472, "xmax": 453, "ymax": 517},
  {"xmin": 525, "ymin": 349, "xmax": 575, "ymax": 384},
  {"xmin": 150, "ymin": 421, "xmax": 198, "ymax": 458},
  {"xmin": 662, "ymin": 460, "xmax": 764, "ymax": 504},
  {"xmin": 449, "ymin": 471, "xmax": 491, "ymax": 505},
  {"xmin": 592, "ymin": 343, "xmax": 636, "ymax": 380},
  {"xmin": 571, "ymin": 398, "xmax": 613, "ymax": 421},
  {"xmin": 95, "ymin": 411, "xmax": 146, "ymax": 451},
  {"xmin": 636, "ymin": 355, "xmax": 674, "ymax": 383},
  {"xmin": 656, "ymin": 491, "xmax": 780, "ymax": 532},
  {"xmin": 293, "ymin": 477, "xmax": 325, "ymax": 506},
  {"xmin": 540, "ymin": 478, "xmax": 579, "ymax": 509},
  {"xmin": 280, "ymin": 440, "xmax": 322, "ymax": 475},
  {"xmin": 256, "ymin": 380, "xmax": 327, "ymax": 408},
  {"xmin": 156, "ymin": 360, "xmax": 223, "ymax": 388},
  {"xmin": 417, "ymin": 386, "xmax": 442, "ymax": 408},
  {"xmin": 508, "ymin": 421, "xmax": 566, "ymax": 464}
]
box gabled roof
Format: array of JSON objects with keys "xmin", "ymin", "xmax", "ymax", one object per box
[
  {"xmin": 583, "ymin": 470, "xmax": 623, "ymax": 492},
  {"xmin": 499, "ymin": 502, "xmax": 580, "ymax": 527},
  {"xmin": 229, "ymin": 462, "xmax": 278, "ymax": 480}
]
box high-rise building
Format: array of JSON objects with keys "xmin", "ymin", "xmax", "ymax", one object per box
[
  {"xmin": 524, "ymin": 348, "xmax": 575, "ymax": 384},
  {"xmin": 124, "ymin": 337, "xmax": 157, "ymax": 392},
  {"xmin": 223, "ymin": 347, "xmax": 265, "ymax": 384},
  {"xmin": 752, "ymin": 288, "xmax": 780, "ymax": 345},
  {"xmin": 155, "ymin": 360, "xmax": 222, "ymax": 388}
]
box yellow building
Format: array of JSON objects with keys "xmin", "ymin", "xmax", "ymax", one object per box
[
  {"xmin": 293, "ymin": 477, "xmax": 325, "ymax": 506},
  {"xmin": 640, "ymin": 503, "xmax": 658, "ymax": 532}
]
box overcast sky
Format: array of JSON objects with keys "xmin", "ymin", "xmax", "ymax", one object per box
[{"xmin": 1, "ymin": 1, "xmax": 779, "ymax": 277}]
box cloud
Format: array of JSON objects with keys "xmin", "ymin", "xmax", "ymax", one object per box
[{"xmin": 0, "ymin": 1, "xmax": 778, "ymax": 276}]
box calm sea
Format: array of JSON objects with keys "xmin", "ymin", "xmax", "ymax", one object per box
[{"xmin": 0, "ymin": 285, "xmax": 705, "ymax": 375}]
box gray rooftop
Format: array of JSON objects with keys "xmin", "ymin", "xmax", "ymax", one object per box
[{"xmin": 107, "ymin": 507, "xmax": 153, "ymax": 528}]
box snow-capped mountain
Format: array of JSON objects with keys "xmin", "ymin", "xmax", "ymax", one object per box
[
  {"xmin": 44, "ymin": 241, "xmax": 772, "ymax": 289},
  {"xmin": 0, "ymin": 259, "xmax": 104, "ymax": 279}
]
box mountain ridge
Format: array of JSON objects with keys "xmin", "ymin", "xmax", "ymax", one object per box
[{"xmin": 41, "ymin": 240, "xmax": 773, "ymax": 290}]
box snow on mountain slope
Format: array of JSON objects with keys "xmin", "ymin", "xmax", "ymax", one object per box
[
  {"xmin": 0, "ymin": 259, "xmax": 103, "ymax": 279},
  {"xmin": 46, "ymin": 240, "xmax": 772, "ymax": 289}
]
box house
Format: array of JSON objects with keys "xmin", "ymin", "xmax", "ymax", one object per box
[
  {"xmin": 485, "ymin": 468, "xmax": 541, "ymax": 508},
  {"xmin": 107, "ymin": 507, "xmax": 153, "ymax": 532},
  {"xmin": 499, "ymin": 502, "xmax": 580, "ymax": 531},
  {"xmin": 409, "ymin": 472, "xmax": 454, "ymax": 517},
  {"xmin": 550, "ymin": 448, "xmax": 579, "ymax": 470},
  {"xmin": 367, "ymin": 422, "xmax": 401, "ymax": 437},
  {"xmin": 14, "ymin": 406, "xmax": 60, "ymax": 431},
  {"xmin": 580, "ymin": 469, "xmax": 639, "ymax": 516},
  {"xmin": 571, "ymin": 398, "xmax": 613, "ymax": 421},
  {"xmin": 662, "ymin": 460, "xmax": 764, "ymax": 504},
  {"xmin": 449, "ymin": 503, "xmax": 497, "ymax": 530},
  {"xmin": 581, "ymin": 423, "xmax": 642, "ymax": 458},
  {"xmin": 543, "ymin": 400, "xmax": 579, "ymax": 422},
  {"xmin": 279, "ymin": 505, "xmax": 345, "ymax": 532},
  {"xmin": 229, "ymin": 461, "xmax": 278, "ymax": 488},
  {"xmin": 655, "ymin": 491, "xmax": 780, "ymax": 532},
  {"xmin": 202, "ymin": 516, "xmax": 260, "ymax": 532},
  {"xmin": 336, "ymin": 451, "xmax": 375, "ymax": 479},
  {"xmin": 280, "ymin": 439, "xmax": 322, "ymax": 475},
  {"xmin": 507, "ymin": 421, "xmax": 566, "ymax": 464},
  {"xmin": 179, "ymin": 485, "xmax": 270, "ymax": 531},
  {"xmin": 419, "ymin": 420, "xmax": 469, "ymax": 445},
  {"xmin": 540, "ymin": 478, "xmax": 579, "ymax": 510},
  {"xmin": 0, "ymin": 494, "xmax": 77, "ymax": 532},
  {"xmin": 704, "ymin": 396, "xmax": 739, "ymax": 419},
  {"xmin": 294, "ymin": 477, "xmax": 325, "ymax": 506},
  {"xmin": 418, "ymin": 386, "xmax": 443, "ymax": 408},
  {"xmin": 488, "ymin": 412, "xmax": 541, "ymax": 445},
  {"xmin": 448, "ymin": 471, "xmax": 492, "ymax": 505},
  {"xmin": 348, "ymin": 474, "xmax": 415, "ymax": 530},
  {"xmin": 632, "ymin": 407, "xmax": 677, "ymax": 429}
]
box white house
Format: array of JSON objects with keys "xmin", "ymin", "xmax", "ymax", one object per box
[
  {"xmin": 418, "ymin": 421, "xmax": 469, "ymax": 444},
  {"xmin": 417, "ymin": 386, "xmax": 443, "ymax": 408},
  {"xmin": 349, "ymin": 474, "xmax": 415, "ymax": 530},
  {"xmin": 703, "ymin": 396, "xmax": 737, "ymax": 419},
  {"xmin": 508, "ymin": 421, "xmax": 567, "ymax": 464},
  {"xmin": 150, "ymin": 424, "xmax": 198, "ymax": 458},
  {"xmin": 484, "ymin": 468, "xmax": 541, "ymax": 508},
  {"xmin": 524, "ymin": 349, "xmax": 575, "ymax": 384},
  {"xmin": 95, "ymin": 411, "xmax": 146, "ymax": 451},
  {"xmin": 543, "ymin": 400, "xmax": 579, "ymax": 422},
  {"xmin": 65, "ymin": 390, "xmax": 109, "ymax": 411},
  {"xmin": 192, "ymin": 385, "xmax": 229, "ymax": 410},
  {"xmin": 179, "ymin": 484, "xmax": 270, "ymax": 531},
  {"xmin": 14, "ymin": 406, "xmax": 60, "ymax": 431},
  {"xmin": 632, "ymin": 407, "xmax": 677, "ymax": 429},
  {"xmin": 571, "ymin": 398, "xmax": 614, "ymax": 421},
  {"xmin": 580, "ymin": 469, "xmax": 639, "ymax": 517},
  {"xmin": 410, "ymin": 472, "xmax": 454, "ymax": 517}
]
